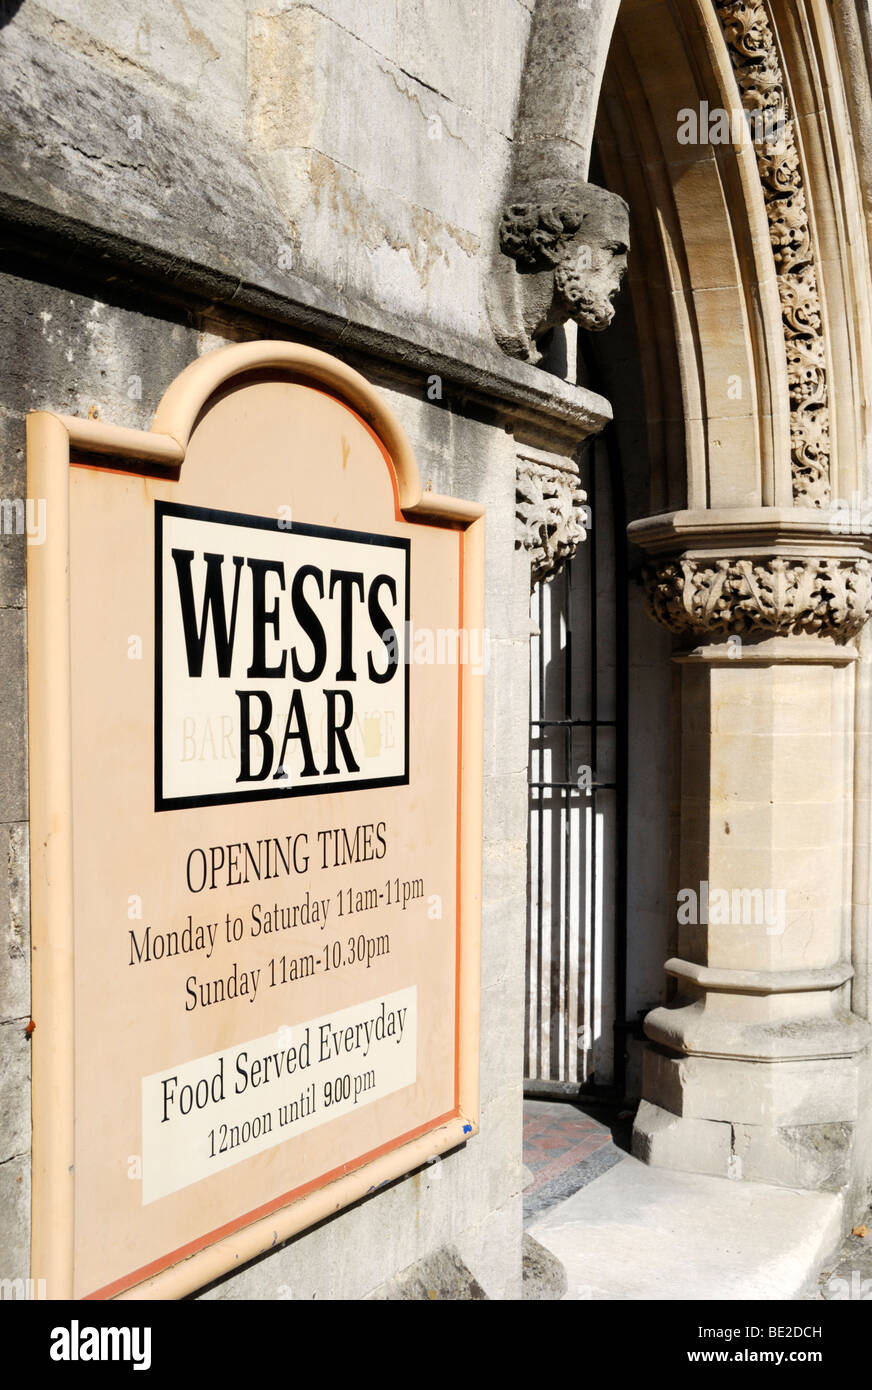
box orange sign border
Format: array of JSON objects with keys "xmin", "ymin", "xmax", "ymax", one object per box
[{"xmin": 26, "ymin": 342, "xmax": 484, "ymax": 1300}]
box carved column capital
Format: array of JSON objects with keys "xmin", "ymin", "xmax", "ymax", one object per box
[
  {"xmin": 629, "ymin": 508, "xmax": 872, "ymax": 643},
  {"xmin": 516, "ymin": 447, "xmax": 588, "ymax": 585},
  {"xmin": 642, "ymin": 554, "xmax": 872, "ymax": 641}
]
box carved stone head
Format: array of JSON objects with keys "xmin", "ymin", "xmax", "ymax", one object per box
[{"xmin": 495, "ymin": 181, "xmax": 629, "ymax": 359}]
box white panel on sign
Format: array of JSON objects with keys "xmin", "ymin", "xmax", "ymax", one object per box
[{"xmin": 157, "ymin": 503, "xmax": 409, "ymax": 808}]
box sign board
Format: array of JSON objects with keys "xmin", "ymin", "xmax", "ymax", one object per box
[{"xmin": 26, "ymin": 342, "xmax": 483, "ymax": 1299}]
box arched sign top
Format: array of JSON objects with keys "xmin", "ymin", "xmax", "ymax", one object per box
[{"xmin": 150, "ymin": 340, "xmax": 423, "ymax": 512}]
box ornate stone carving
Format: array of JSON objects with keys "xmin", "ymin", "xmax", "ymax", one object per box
[
  {"xmin": 714, "ymin": 1, "xmax": 831, "ymax": 506},
  {"xmin": 642, "ymin": 556, "xmax": 872, "ymax": 639},
  {"xmin": 486, "ymin": 0, "xmax": 630, "ymax": 365},
  {"xmin": 516, "ymin": 453, "xmax": 588, "ymax": 585},
  {"xmin": 489, "ymin": 180, "xmax": 630, "ymax": 364}
]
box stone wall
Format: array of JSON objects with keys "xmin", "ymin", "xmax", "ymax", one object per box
[{"xmin": 0, "ymin": 1, "xmax": 536, "ymax": 346}]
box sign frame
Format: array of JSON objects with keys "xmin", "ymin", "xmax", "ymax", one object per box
[{"xmin": 26, "ymin": 341, "xmax": 484, "ymax": 1300}]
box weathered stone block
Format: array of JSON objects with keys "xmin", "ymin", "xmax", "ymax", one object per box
[
  {"xmin": 0, "ymin": 412, "xmax": 26, "ymax": 611},
  {"xmin": 483, "ymin": 638, "xmax": 530, "ymax": 778},
  {"xmin": 397, "ymin": 0, "xmax": 489, "ymax": 115},
  {"xmin": 643, "ymin": 1048, "xmax": 860, "ymax": 1128},
  {"xmin": 733, "ymin": 1121, "xmax": 854, "ymax": 1192},
  {"xmin": 0, "ymin": 24, "xmax": 292, "ymax": 293},
  {"xmin": 0, "ymin": 609, "xmax": 26, "ymax": 825},
  {"xmin": 251, "ymin": 10, "xmax": 484, "ymax": 233},
  {"xmin": 0, "ymin": 823, "xmax": 29, "ymax": 1023},
  {"xmin": 0, "ymin": 275, "xmax": 200, "ymax": 434},
  {"xmin": 632, "ymin": 1098, "xmax": 732, "ymax": 1176},
  {"xmin": 0, "ymin": 1152, "xmax": 29, "ymax": 1281},
  {"xmin": 483, "ymin": 770, "xmax": 529, "ymax": 843},
  {"xmin": 26, "ymin": 0, "xmax": 249, "ymax": 140},
  {"xmin": 522, "ymin": 1230, "xmax": 568, "ymax": 1300},
  {"xmin": 263, "ymin": 148, "xmax": 482, "ymax": 335},
  {"xmin": 481, "ymin": 0, "xmax": 532, "ymax": 137},
  {"xmin": 454, "ymin": 1193, "xmax": 523, "ymax": 1300},
  {"xmin": 271, "ymin": 0, "xmax": 399, "ymax": 59},
  {"xmin": 481, "ymin": 839, "xmax": 528, "ymax": 911},
  {"xmin": 369, "ymin": 1243, "xmax": 489, "ymax": 1299},
  {"xmin": 0, "ymin": 1019, "xmax": 30, "ymax": 1162}
]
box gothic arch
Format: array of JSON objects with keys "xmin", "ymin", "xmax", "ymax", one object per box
[
  {"xmin": 594, "ymin": 1, "xmax": 872, "ymax": 1194},
  {"xmin": 594, "ymin": 0, "xmax": 872, "ymax": 517},
  {"xmin": 505, "ymin": 0, "xmax": 872, "ymax": 1196}
]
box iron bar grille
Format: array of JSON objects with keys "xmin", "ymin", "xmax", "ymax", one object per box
[{"xmin": 525, "ymin": 436, "xmax": 628, "ymax": 1088}]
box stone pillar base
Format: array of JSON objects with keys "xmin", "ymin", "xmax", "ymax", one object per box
[{"xmin": 633, "ymin": 1036, "xmax": 869, "ymax": 1191}]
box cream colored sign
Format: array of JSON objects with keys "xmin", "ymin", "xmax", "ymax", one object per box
[{"xmin": 26, "ymin": 342, "xmax": 483, "ymax": 1300}]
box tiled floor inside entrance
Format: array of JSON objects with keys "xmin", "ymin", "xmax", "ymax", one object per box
[{"xmin": 522, "ymin": 1097, "xmax": 630, "ymax": 1224}]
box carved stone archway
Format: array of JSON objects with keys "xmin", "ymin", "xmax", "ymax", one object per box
[{"xmin": 496, "ymin": 0, "xmax": 872, "ymax": 1202}]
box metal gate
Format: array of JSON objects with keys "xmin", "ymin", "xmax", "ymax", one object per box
[{"xmin": 525, "ymin": 432, "xmax": 628, "ymax": 1094}]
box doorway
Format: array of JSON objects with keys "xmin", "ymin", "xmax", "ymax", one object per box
[{"xmin": 525, "ymin": 429, "xmax": 629, "ymax": 1097}]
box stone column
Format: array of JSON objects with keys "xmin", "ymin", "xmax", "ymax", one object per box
[{"xmin": 629, "ymin": 511, "xmax": 872, "ymax": 1192}]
